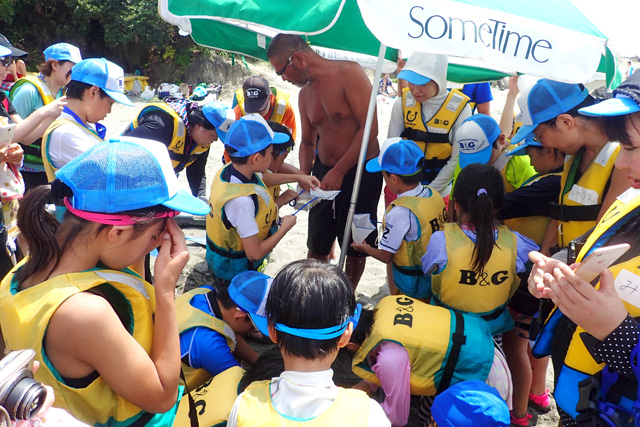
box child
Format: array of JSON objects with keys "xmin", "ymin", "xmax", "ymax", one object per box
[
  {"xmin": 10, "ymin": 42, "xmax": 82, "ymax": 190},
  {"xmin": 177, "ymin": 271, "xmax": 271, "ymax": 390},
  {"xmin": 227, "ymin": 259, "xmax": 390, "ymax": 426},
  {"xmin": 259, "ymin": 121, "xmax": 319, "ymax": 206},
  {"xmin": 206, "ymin": 114, "xmax": 297, "ymax": 287},
  {"xmin": 454, "ymin": 114, "xmax": 536, "ymax": 194},
  {"xmin": 430, "ymin": 381, "xmax": 510, "ymax": 427},
  {"xmin": 421, "ymin": 163, "xmax": 538, "ymax": 335},
  {"xmin": 0, "ymin": 137, "xmax": 210, "ymax": 426},
  {"xmin": 347, "ymin": 295, "xmax": 507, "ymax": 426},
  {"xmin": 41, "ymin": 57, "xmax": 133, "ymax": 181},
  {"xmin": 351, "ymin": 138, "xmax": 445, "ymax": 298}
]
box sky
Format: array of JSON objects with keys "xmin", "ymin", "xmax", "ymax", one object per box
[{"xmin": 572, "ymin": 0, "xmax": 640, "ymax": 57}]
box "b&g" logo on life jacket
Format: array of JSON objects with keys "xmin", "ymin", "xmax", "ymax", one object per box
[
  {"xmin": 393, "ymin": 296, "xmax": 414, "ymax": 327},
  {"xmin": 458, "ymin": 270, "xmax": 509, "ymax": 286}
]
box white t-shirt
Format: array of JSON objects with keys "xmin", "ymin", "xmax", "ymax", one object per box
[
  {"xmin": 224, "ymin": 173, "xmax": 259, "ymax": 238},
  {"xmin": 227, "ymin": 369, "xmax": 390, "ymax": 427},
  {"xmin": 48, "ymin": 112, "xmax": 102, "ymax": 170},
  {"xmin": 379, "ymin": 185, "xmax": 431, "ymax": 254}
]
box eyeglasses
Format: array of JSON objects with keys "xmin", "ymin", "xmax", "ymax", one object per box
[
  {"xmin": 273, "ymin": 144, "xmax": 294, "ymax": 157},
  {"xmin": 533, "ymin": 121, "xmax": 553, "ymax": 143},
  {"xmin": 0, "ymin": 56, "xmax": 13, "ymax": 68},
  {"xmin": 275, "ymin": 46, "xmax": 309, "ymax": 76}
]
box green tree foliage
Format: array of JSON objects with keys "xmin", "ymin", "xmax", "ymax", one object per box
[{"xmin": 0, "ymin": 0, "xmax": 196, "ymax": 73}]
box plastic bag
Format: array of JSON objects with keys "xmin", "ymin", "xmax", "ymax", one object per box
[{"xmin": 351, "ymin": 213, "xmax": 376, "ymax": 244}]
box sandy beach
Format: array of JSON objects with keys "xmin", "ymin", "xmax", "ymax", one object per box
[{"xmin": 102, "ymin": 61, "xmax": 559, "ymax": 426}]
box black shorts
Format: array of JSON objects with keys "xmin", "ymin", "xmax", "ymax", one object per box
[{"xmin": 307, "ymin": 158, "xmax": 383, "ymax": 257}]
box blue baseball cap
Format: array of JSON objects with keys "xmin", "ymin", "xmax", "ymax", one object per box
[
  {"xmin": 44, "ymin": 43, "xmax": 82, "ymax": 63},
  {"xmin": 432, "ymin": 381, "xmax": 510, "ymax": 427},
  {"xmin": 579, "ymin": 72, "xmax": 640, "ymax": 117},
  {"xmin": 225, "ymin": 114, "xmax": 289, "ymax": 157},
  {"xmin": 506, "ymin": 134, "xmax": 543, "ymax": 156},
  {"xmin": 366, "ymin": 137, "xmax": 424, "ymax": 175},
  {"xmin": 56, "ymin": 137, "xmax": 210, "ymax": 215},
  {"xmin": 456, "ymin": 114, "xmax": 501, "ymax": 168},
  {"xmin": 228, "ymin": 271, "xmax": 272, "ymax": 336},
  {"xmin": 512, "ymin": 79, "xmax": 590, "ymax": 144},
  {"xmin": 202, "ymin": 102, "xmax": 235, "ymax": 143},
  {"xmin": 71, "ymin": 58, "xmax": 133, "ymax": 107},
  {"xmin": 0, "ymin": 46, "xmax": 11, "ymax": 58}
]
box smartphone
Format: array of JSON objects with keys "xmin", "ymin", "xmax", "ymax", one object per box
[
  {"xmin": 573, "ymin": 243, "xmax": 630, "ymax": 282},
  {"xmin": 0, "ymin": 123, "xmax": 16, "ymax": 149}
]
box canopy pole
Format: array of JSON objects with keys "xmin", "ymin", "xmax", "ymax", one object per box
[{"xmin": 338, "ymin": 41, "xmax": 387, "ymax": 271}]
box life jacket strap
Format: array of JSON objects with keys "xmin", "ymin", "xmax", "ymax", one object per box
[
  {"xmin": 437, "ymin": 311, "xmax": 466, "ymax": 393},
  {"xmin": 549, "ymin": 203, "xmax": 602, "ymax": 222}
]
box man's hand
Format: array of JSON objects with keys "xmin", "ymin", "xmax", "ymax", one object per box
[{"xmin": 320, "ymin": 168, "xmax": 344, "ymax": 191}]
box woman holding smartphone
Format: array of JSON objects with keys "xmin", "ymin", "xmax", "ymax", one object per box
[{"xmin": 528, "ymin": 72, "xmax": 640, "ymax": 427}]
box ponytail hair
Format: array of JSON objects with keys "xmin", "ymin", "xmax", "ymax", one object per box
[{"xmin": 452, "ymin": 163, "xmax": 505, "ymax": 273}]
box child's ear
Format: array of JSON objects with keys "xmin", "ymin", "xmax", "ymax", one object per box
[
  {"xmin": 268, "ymin": 323, "xmax": 278, "ymax": 344},
  {"xmin": 106, "ymin": 225, "xmax": 134, "ymax": 242},
  {"xmin": 337, "ymin": 322, "xmax": 354, "ymax": 349}
]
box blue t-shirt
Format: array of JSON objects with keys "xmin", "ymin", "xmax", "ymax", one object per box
[
  {"xmin": 179, "ymin": 286, "xmax": 240, "ymax": 377},
  {"xmin": 462, "ymin": 83, "xmax": 493, "ymax": 112}
]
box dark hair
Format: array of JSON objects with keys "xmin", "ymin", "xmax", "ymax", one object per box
[
  {"xmin": 527, "ymin": 144, "xmax": 564, "ymax": 161},
  {"xmin": 238, "ymin": 347, "xmax": 284, "ymax": 393},
  {"xmin": 267, "ymin": 259, "xmax": 356, "ymax": 360},
  {"xmin": 188, "ymin": 105, "xmax": 216, "ymax": 131},
  {"xmin": 349, "ymin": 308, "xmax": 374, "ymax": 347},
  {"xmin": 38, "ymin": 60, "xmax": 71, "ymax": 77},
  {"xmin": 266, "ymin": 34, "xmax": 308, "ymax": 62},
  {"xmin": 227, "ymin": 145, "xmax": 270, "ymax": 165},
  {"xmin": 214, "ymin": 286, "xmax": 237, "ymax": 310},
  {"xmin": 602, "ymin": 112, "xmax": 640, "ymax": 147},
  {"xmin": 388, "ymin": 170, "xmax": 423, "ymax": 186},
  {"xmin": 268, "ymin": 121, "xmax": 294, "ymax": 158},
  {"xmin": 16, "ymin": 184, "xmax": 173, "ymax": 283},
  {"xmin": 64, "ymin": 80, "xmax": 108, "ymax": 101},
  {"xmin": 452, "ymin": 163, "xmax": 505, "ymax": 273}
]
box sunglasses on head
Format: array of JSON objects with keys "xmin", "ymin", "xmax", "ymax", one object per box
[
  {"xmin": 0, "ymin": 56, "xmax": 13, "ymax": 67},
  {"xmin": 273, "ymin": 144, "xmax": 294, "ymax": 157}
]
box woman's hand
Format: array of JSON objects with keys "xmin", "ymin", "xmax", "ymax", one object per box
[
  {"xmin": 543, "ymin": 263, "xmax": 627, "ymax": 341},
  {"xmin": 153, "ymin": 219, "xmax": 189, "ymax": 295},
  {"xmin": 0, "ymin": 143, "xmax": 24, "ymax": 165}
]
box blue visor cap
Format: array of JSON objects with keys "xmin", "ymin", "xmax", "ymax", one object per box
[
  {"xmin": 275, "ymin": 303, "xmax": 362, "ymax": 340},
  {"xmin": 224, "ymin": 114, "xmax": 289, "ymax": 157},
  {"xmin": 366, "ymin": 138, "xmax": 424, "ymax": 175},
  {"xmin": 397, "ymin": 69, "xmax": 431, "ymax": 86},
  {"xmin": 512, "ymin": 79, "xmax": 589, "ymax": 143},
  {"xmin": 580, "ymin": 72, "xmax": 640, "ymax": 116},
  {"xmin": 44, "ymin": 43, "xmax": 82, "ymax": 63},
  {"xmin": 228, "ymin": 271, "xmax": 272, "ymax": 336},
  {"xmin": 507, "ymin": 134, "xmax": 543, "ymax": 156}
]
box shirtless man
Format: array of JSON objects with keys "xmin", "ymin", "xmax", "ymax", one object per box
[{"xmin": 267, "ymin": 34, "xmax": 382, "ymax": 287}]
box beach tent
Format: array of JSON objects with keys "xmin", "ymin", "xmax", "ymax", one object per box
[{"xmin": 159, "ymin": 0, "xmax": 619, "ymax": 266}]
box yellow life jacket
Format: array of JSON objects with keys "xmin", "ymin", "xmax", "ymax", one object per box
[
  {"xmin": 352, "ymin": 296, "xmax": 494, "ymax": 396},
  {"xmin": 174, "ymin": 366, "xmax": 245, "ymax": 427},
  {"xmin": 549, "ymin": 189, "xmax": 640, "ymax": 420},
  {"xmin": 235, "ymin": 87, "xmax": 289, "ymax": 124},
  {"xmin": 176, "ymin": 287, "xmax": 237, "ymax": 390},
  {"xmin": 551, "ymin": 142, "xmax": 620, "ymax": 248},
  {"xmin": 206, "ymin": 164, "xmax": 278, "ymax": 281},
  {"xmin": 262, "ymin": 170, "xmax": 281, "ymax": 200},
  {"xmin": 236, "ymin": 380, "xmax": 370, "ymax": 426},
  {"xmin": 0, "ymin": 263, "xmax": 181, "ymax": 427},
  {"xmin": 402, "ymin": 88, "xmax": 469, "ymax": 183},
  {"xmin": 130, "ymin": 103, "xmax": 209, "ymax": 173},
  {"xmin": 41, "ymin": 118, "xmax": 104, "ymax": 181},
  {"xmin": 431, "ymin": 223, "xmax": 519, "ymax": 335},
  {"xmin": 10, "ymin": 75, "xmax": 56, "ymax": 166},
  {"xmin": 383, "ymin": 188, "xmax": 446, "ymax": 298},
  {"xmin": 493, "ymin": 145, "xmax": 537, "ymax": 194}
]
